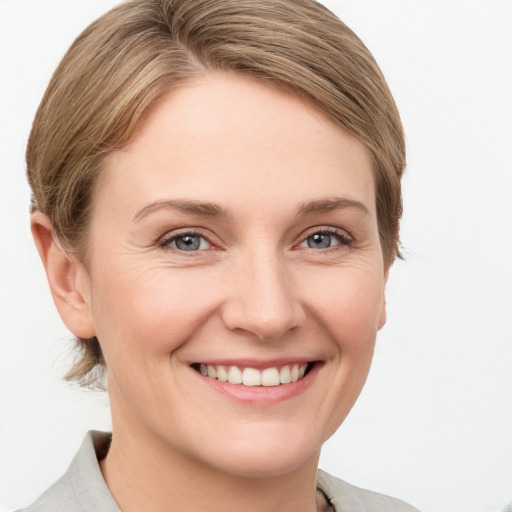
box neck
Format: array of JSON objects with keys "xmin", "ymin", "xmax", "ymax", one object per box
[{"xmin": 101, "ymin": 407, "xmax": 320, "ymax": 512}]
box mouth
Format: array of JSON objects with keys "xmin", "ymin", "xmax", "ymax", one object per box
[{"xmin": 191, "ymin": 362, "xmax": 315, "ymax": 387}]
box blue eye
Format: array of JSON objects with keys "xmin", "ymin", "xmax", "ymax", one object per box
[
  {"xmin": 307, "ymin": 233, "xmax": 334, "ymax": 249},
  {"xmin": 164, "ymin": 233, "xmax": 212, "ymax": 252},
  {"xmin": 299, "ymin": 230, "xmax": 351, "ymax": 250}
]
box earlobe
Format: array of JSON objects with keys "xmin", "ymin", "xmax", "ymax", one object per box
[
  {"xmin": 378, "ymin": 272, "xmax": 388, "ymax": 330},
  {"xmin": 378, "ymin": 298, "xmax": 387, "ymax": 330},
  {"xmin": 31, "ymin": 211, "xmax": 96, "ymax": 339}
]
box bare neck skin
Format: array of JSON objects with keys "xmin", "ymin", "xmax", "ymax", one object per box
[{"xmin": 100, "ymin": 402, "xmax": 321, "ymax": 512}]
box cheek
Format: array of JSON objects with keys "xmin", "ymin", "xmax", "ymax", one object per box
[
  {"xmin": 89, "ymin": 260, "xmax": 222, "ymax": 358},
  {"xmin": 305, "ymin": 266, "xmax": 385, "ymax": 351},
  {"xmin": 305, "ymin": 269, "xmax": 383, "ymax": 437}
]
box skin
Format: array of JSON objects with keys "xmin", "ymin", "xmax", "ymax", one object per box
[{"xmin": 32, "ymin": 73, "xmax": 387, "ymax": 512}]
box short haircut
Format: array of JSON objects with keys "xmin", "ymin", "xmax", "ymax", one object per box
[{"xmin": 27, "ymin": 0, "xmax": 405, "ymax": 387}]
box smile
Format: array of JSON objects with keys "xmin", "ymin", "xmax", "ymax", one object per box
[{"xmin": 194, "ymin": 363, "xmax": 311, "ymax": 387}]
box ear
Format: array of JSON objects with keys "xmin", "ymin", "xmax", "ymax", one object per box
[
  {"xmin": 377, "ymin": 270, "xmax": 389, "ymax": 330},
  {"xmin": 31, "ymin": 211, "xmax": 96, "ymax": 338},
  {"xmin": 377, "ymin": 295, "xmax": 387, "ymax": 330}
]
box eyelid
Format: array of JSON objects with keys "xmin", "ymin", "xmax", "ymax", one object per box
[
  {"xmin": 158, "ymin": 227, "xmax": 219, "ymax": 251},
  {"xmin": 157, "ymin": 225, "xmax": 353, "ymax": 252},
  {"xmin": 295, "ymin": 226, "xmax": 354, "ymax": 248}
]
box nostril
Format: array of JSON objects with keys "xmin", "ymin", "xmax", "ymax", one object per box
[{"xmin": 220, "ymin": 265, "xmax": 305, "ymax": 340}]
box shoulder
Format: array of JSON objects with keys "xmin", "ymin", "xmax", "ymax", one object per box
[
  {"xmin": 16, "ymin": 473, "xmax": 80, "ymax": 512},
  {"xmin": 317, "ymin": 469, "xmax": 421, "ymax": 512},
  {"xmin": 16, "ymin": 431, "xmax": 119, "ymax": 512}
]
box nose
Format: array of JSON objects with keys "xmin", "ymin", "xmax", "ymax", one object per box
[{"xmin": 221, "ymin": 249, "xmax": 305, "ymax": 341}]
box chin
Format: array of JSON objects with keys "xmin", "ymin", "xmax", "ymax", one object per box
[{"xmin": 195, "ymin": 423, "xmax": 323, "ymax": 479}]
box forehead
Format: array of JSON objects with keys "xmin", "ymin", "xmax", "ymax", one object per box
[{"xmin": 98, "ymin": 72, "xmax": 376, "ymax": 220}]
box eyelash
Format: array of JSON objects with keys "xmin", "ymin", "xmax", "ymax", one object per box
[
  {"xmin": 158, "ymin": 228, "xmax": 214, "ymax": 253},
  {"xmin": 157, "ymin": 226, "xmax": 353, "ymax": 253},
  {"xmin": 296, "ymin": 227, "xmax": 353, "ymax": 251}
]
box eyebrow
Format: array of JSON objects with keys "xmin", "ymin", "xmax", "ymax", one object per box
[
  {"xmin": 296, "ymin": 197, "xmax": 370, "ymax": 217},
  {"xmin": 133, "ymin": 199, "xmax": 231, "ymax": 222},
  {"xmin": 133, "ymin": 196, "xmax": 370, "ymax": 223}
]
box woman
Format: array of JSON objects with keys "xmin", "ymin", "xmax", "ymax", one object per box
[{"xmin": 20, "ymin": 0, "xmax": 417, "ymax": 510}]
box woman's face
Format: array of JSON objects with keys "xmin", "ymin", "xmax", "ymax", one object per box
[{"xmin": 82, "ymin": 73, "xmax": 386, "ymax": 477}]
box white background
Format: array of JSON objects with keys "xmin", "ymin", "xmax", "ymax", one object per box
[{"xmin": 1, "ymin": 1, "xmax": 511, "ymax": 511}]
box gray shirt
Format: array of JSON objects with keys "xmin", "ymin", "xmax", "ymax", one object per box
[{"xmin": 20, "ymin": 431, "xmax": 420, "ymax": 511}]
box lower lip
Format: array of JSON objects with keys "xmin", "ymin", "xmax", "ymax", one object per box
[{"xmin": 194, "ymin": 363, "xmax": 321, "ymax": 405}]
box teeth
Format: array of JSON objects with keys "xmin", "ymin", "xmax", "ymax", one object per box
[
  {"xmin": 198, "ymin": 363, "xmax": 309, "ymax": 386},
  {"xmin": 228, "ymin": 366, "xmax": 243, "ymax": 384},
  {"xmin": 261, "ymin": 368, "xmax": 280, "ymax": 387},
  {"xmin": 279, "ymin": 365, "xmax": 292, "ymax": 384},
  {"xmin": 242, "ymin": 368, "xmax": 261, "ymax": 386},
  {"xmin": 217, "ymin": 365, "xmax": 228, "ymax": 382}
]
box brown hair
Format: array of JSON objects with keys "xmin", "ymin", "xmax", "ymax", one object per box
[{"xmin": 27, "ymin": 0, "xmax": 405, "ymax": 387}]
